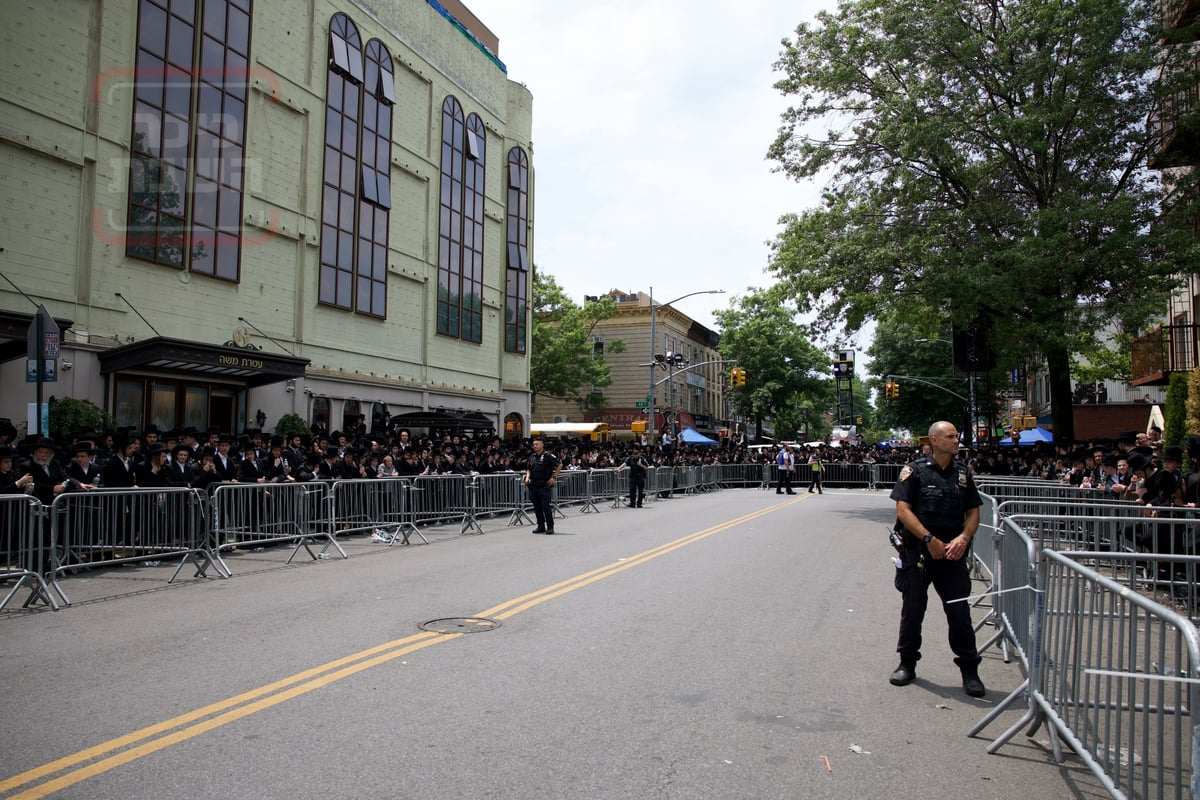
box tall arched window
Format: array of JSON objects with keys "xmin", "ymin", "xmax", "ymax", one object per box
[
  {"xmin": 318, "ymin": 17, "xmax": 393, "ymax": 317},
  {"xmin": 436, "ymin": 98, "xmax": 486, "ymax": 342},
  {"xmin": 505, "ymin": 147, "xmax": 530, "ymax": 353},
  {"xmin": 358, "ymin": 39, "xmax": 394, "ymax": 317},
  {"xmin": 128, "ymin": 0, "xmax": 252, "ymax": 280}
]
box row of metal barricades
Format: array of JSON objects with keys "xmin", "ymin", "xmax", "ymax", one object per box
[
  {"xmin": 969, "ymin": 476, "xmax": 1199, "ymax": 800},
  {"xmin": 0, "ymin": 463, "xmax": 799, "ymax": 613}
]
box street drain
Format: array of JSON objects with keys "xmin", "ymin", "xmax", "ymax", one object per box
[{"xmin": 419, "ymin": 617, "xmax": 501, "ymax": 634}]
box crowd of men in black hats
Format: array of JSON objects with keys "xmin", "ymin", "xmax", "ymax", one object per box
[
  {"xmin": 0, "ymin": 417, "xmax": 919, "ymax": 501},
  {"xmin": 3, "ymin": 415, "xmax": 1193, "ymax": 509}
]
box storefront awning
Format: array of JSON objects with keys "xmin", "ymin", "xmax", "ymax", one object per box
[{"xmin": 99, "ymin": 336, "xmax": 309, "ymax": 387}]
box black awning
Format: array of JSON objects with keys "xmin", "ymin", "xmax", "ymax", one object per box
[
  {"xmin": 457, "ymin": 412, "xmax": 495, "ymax": 430},
  {"xmin": 390, "ymin": 410, "xmax": 495, "ymax": 430},
  {"xmin": 390, "ymin": 410, "xmax": 463, "ymax": 428},
  {"xmin": 0, "ymin": 309, "xmax": 74, "ymax": 363},
  {"xmin": 99, "ymin": 336, "xmax": 309, "ymax": 387}
]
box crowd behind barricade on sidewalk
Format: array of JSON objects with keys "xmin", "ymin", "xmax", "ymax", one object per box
[
  {"xmin": 0, "ymin": 415, "xmax": 1187, "ymax": 499},
  {"xmin": 0, "ymin": 418, "xmax": 924, "ymax": 498}
]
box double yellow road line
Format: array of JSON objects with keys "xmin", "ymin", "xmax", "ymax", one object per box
[{"xmin": 1, "ymin": 498, "xmax": 800, "ymax": 799}]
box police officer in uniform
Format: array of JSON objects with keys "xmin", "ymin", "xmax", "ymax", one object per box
[
  {"xmin": 524, "ymin": 438, "xmax": 560, "ymax": 534},
  {"xmin": 888, "ymin": 421, "xmax": 986, "ymax": 698},
  {"xmin": 621, "ymin": 447, "xmax": 649, "ymax": 508}
]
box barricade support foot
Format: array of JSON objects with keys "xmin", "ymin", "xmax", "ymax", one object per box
[{"xmin": 968, "ymin": 678, "xmax": 1028, "ymax": 739}]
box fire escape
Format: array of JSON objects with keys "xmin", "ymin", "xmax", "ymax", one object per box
[{"xmin": 1131, "ymin": 0, "xmax": 1200, "ymax": 386}]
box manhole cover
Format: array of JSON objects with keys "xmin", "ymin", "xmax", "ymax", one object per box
[{"xmin": 419, "ymin": 617, "xmax": 501, "ymax": 634}]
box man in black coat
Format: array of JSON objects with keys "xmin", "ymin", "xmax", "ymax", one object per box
[
  {"xmin": 212, "ymin": 435, "xmax": 240, "ymax": 482},
  {"xmin": 23, "ymin": 437, "xmax": 68, "ymax": 506},
  {"xmin": 64, "ymin": 442, "xmax": 101, "ymax": 490},
  {"xmin": 166, "ymin": 444, "xmax": 194, "ymax": 487}
]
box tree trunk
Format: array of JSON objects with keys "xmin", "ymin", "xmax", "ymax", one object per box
[{"xmin": 1045, "ymin": 345, "xmax": 1075, "ymax": 444}]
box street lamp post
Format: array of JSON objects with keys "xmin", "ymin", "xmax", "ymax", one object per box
[{"xmin": 647, "ymin": 287, "xmax": 724, "ymax": 448}]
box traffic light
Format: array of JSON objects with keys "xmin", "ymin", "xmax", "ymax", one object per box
[
  {"xmin": 736, "ymin": 368, "xmax": 746, "ymax": 387},
  {"xmin": 884, "ymin": 381, "xmax": 899, "ymax": 399},
  {"xmin": 891, "ymin": 380, "xmax": 898, "ymax": 399},
  {"xmin": 729, "ymin": 367, "xmax": 739, "ymax": 387}
]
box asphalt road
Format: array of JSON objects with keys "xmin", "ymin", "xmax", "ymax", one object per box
[{"xmin": 1, "ymin": 487, "xmax": 1107, "ymax": 800}]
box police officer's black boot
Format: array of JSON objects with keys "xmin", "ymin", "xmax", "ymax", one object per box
[
  {"xmin": 889, "ymin": 661, "xmax": 916, "ymax": 686},
  {"xmin": 961, "ymin": 667, "xmax": 986, "ymax": 698}
]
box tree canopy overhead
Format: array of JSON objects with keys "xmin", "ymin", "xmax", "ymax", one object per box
[{"xmin": 767, "ymin": 0, "xmax": 1196, "ymax": 442}]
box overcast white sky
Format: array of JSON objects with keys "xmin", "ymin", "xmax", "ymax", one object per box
[{"xmin": 463, "ymin": 0, "xmax": 858, "ymax": 348}]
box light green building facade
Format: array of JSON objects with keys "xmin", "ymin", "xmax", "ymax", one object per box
[{"xmin": 0, "ymin": 0, "xmax": 533, "ymax": 439}]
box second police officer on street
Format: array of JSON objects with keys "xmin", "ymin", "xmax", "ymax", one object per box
[{"xmin": 888, "ymin": 421, "xmax": 986, "ymax": 698}]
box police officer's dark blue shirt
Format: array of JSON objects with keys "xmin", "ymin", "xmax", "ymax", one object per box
[
  {"xmin": 890, "ymin": 456, "xmax": 982, "ymax": 540},
  {"xmin": 527, "ymin": 450, "xmax": 559, "ymax": 487}
]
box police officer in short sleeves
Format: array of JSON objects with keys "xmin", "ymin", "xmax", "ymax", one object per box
[
  {"xmin": 524, "ymin": 438, "xmax": 561, "ymax": 534},
  {"xmin": 888, "ymin": 421, "xmax": 986, "ymax": 698}
]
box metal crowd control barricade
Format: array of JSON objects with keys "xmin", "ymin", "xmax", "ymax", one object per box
[
  {"xmin": 586, "ymin": 468, "xmax": 626, "ymax": 510},
  {"xmin": 1005, "ymin": 506, "xmax": 1198, "ymax": 559},
  {"xmin": 550, "ymin": 470, "xmax": 589, "ymax": 515},
  {"xmin": 818, "ymin": 461, "xmax": 871, "ymax": 488},
  {"xmin": 0, "ymin": 495, "xmax": 61, "ymax": 611},
  {"xmin": 711, "ymin": 463, "xmax": 756, "ymax": 489},
  {"xmin": 976, "ymin": 477, "xmax": 1082, "ymax": 506},
  {"xmin": 330, "ymin": 477, "xmax": 426, "ymax": 545},
  {"xmin": 766, "ymin": 462, "xmax": 782, "ymax": 491},
  {"xmin": 476, "ymin": 472, "xmax": 533, "ymax": 528},
  {"xmin": 969, "ymin": 512, "xmax": 1039, "ymax": 672},
  {"xmin": 648, "ymin": 466, "xmax": 673, "ymax": 499},
  {"xmin": 1005, "ymin": 508, "xmax": 1199, "ymax": 625},
  {"xmin": 675, "ymin": 466, "xmax": 699, "ymax": 495},
  {"xmin": 870, "ymin": 462, "xmax": 903, "ymax": 490},
  {"xmin": 979, "ymin": 548, "xmax": 1200, "ymax": 800},
  {"xmin": 211, "ymin": 482, "xmax": 345, "ymax": 566},
  {"xmin": 51, "ymin": 487, "xmax": 224, "ymax": 597},
  {"xmin": 407, "ymin": 474, "xmax": 472, "ymax": 534}
]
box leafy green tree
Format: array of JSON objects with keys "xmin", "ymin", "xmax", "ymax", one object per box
[
  {"xmin": 273, "ymin": 413, "xmax": 313, "ymax": 439},
  {"xmin": 715, "ymin": 286, "xmax": 832, "ymax": 441},
  {"xmin": 1164, "ymin": 372, "xmax": 1189, "ymax": 449},
  {"xmin": 49, "ymin": 397, "xmax": 115, "ymax": 445},
  {"xmin": 767, "ymin": 0, "xmax": 1196, "ymax": 443},
  {"xmin": 530, "ymin": 271, "xmax": 624, "ymax": 413},
  {"xmin": 1070, "ymin": 333, "xmax": 1133, "ymax": 386},
  {"xmin": 868, "ymin": 313, "xmax": 965, "ymax": 434}
]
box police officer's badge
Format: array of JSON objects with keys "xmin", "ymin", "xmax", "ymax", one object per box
[
  {"xmin": 958, "ymin": 469, "xmax": 968, "ymax": 487},
  {"xmin": 899, "ymin": 466, "xmax": 913, "ymax": 482}
]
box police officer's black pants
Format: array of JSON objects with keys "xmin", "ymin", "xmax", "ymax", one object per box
[
  {"xmin": 629, "ymin": 476, "xmax": 645, "ymax": 507},
  {"xmin": 528, "ymin": 484, "xmax": 553, "ymax": 530},
  {"xmin": 895, "ymin": 553, "xmax": 980, "ymax": 668}
]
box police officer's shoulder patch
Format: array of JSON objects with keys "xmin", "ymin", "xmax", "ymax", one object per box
[{"xmin": 899, "ymin": 465, "xmax": 913, "ymax": 482}]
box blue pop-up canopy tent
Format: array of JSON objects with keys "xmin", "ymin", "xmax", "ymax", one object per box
[
  {"xmin": 998, "ymin": 427, "xmax": 1054, "ymax": 446},
  {"xmin": 678, "ymin": 427, "xmax": 720, "ymax": 446}
]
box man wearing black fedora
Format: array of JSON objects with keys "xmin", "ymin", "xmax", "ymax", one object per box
[
  {"xmin": 65, "ymin": 441, "xmax": 101, "ymax": 491},
  {"xmin": 137, "ymin": 442, "xmax": 170, "ymax": 487},
  {"xmin": 23, "ymin": 437, "xmax": 68, "ymax": 506},
  {"xmin": 0, "ymin": 444, "xmax": 27, "ymax": 496},
  {"xmin": 166, "ymin": 444, "xmax": 194, "ymax": 488}
]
